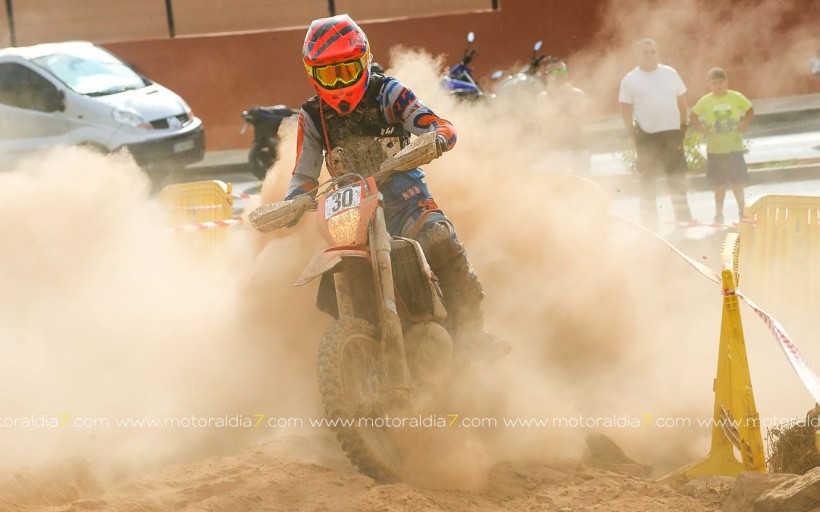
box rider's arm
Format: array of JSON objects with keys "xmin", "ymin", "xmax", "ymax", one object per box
[
  {"xmin": 380, "ymin": 78, "xmax": 456, "ymax": 151},
  {"xmin": 285, "ymin": 109, "xmax": 324, "ymax": 200}
]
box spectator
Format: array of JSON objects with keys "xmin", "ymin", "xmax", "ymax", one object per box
[
  {"xmin": 618, "ymin": 38, "xmax": 692, "ymax": 227},
  {"xmin": 690, "ymin": 67, "xmax": 754, "ymax": 224},
  {"xmin": 541, "ymin": 57, "xmax": 590, "ymax": 176}
]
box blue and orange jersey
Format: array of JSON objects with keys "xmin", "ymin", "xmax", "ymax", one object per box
[{"xmin": 286, "ymin": 77, "xmax": 456, "ymax": 200}]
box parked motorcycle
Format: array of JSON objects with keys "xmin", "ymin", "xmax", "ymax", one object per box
[
  {"xmin": 492, "ymin": 40, "xmax": 548, "ymax": 96},
  {"xmin": 441, "ymin": 32, "xmax": 485, "ymax": 100},
  {"xmin": 240, "ymin": 105, "xmax": 299, "ymax": 180},
  {"xmin": 249, "ymin": 132, "xmax": 454, "ymax": 480}
]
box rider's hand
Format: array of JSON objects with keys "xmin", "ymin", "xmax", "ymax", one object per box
[{"xmin": 435, "ymin": 134, "xmax": 449, "ymax": 157}]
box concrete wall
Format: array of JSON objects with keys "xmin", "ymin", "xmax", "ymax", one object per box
[{"xmin": 102, "ymin": 0, "xmax": 606, "ymax": 149}]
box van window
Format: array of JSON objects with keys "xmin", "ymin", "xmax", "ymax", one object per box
[
  {"xmin": 0, "ymin": 63, "xmax": 61, "ymax": 112},
  {"xmin": 32, "ymin": 45, "xmax": 148, "ymax": 97}
]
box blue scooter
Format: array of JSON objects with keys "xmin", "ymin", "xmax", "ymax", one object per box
[{"xmin": 441, "ymin": 32, "xmax": 485, "ymax": 100}]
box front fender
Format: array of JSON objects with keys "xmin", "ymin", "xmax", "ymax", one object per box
[{"xmin": 294, "ymin": 246, "xmax": 370, "ymax": 286}]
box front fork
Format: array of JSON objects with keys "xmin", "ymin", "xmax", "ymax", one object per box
[{"xmin": 333, "ymin": 200, "xmax": 412, "ymax": 400}]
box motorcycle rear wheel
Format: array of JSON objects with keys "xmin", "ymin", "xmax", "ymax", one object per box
[
  {"xmin": 317, "ymin": 318, "xmax": 402, "ymax": 481},
  {"xmin": 248, "ymin": 138, "xmax": 278, "ymax": 180}
]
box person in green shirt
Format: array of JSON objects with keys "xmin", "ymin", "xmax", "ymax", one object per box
[{"xmin": 690, "ymin": 67, "xmax": 754, "ymax": 224}]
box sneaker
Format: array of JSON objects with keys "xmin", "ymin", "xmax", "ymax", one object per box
[{"xmin": 714, "ymin": 214, "xmax": 724, "ymax": 224}]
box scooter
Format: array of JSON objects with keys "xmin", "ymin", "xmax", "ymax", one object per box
[
  {"xmin": 492, "ymin": 40, "xmax": 548, "ymax": 96},
  {"xmin": 249, "ymin": 132, "xmax": 453, "ymax": 481},
  {"xmin": 441, "ymin": 32, "xmax": 485, "ymax": 100},
  {"xmin": 240, "ymin": 105, "xmax": 299, "ymax": 180}
]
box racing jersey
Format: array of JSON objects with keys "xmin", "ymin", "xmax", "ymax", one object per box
[{"xmin": 285, "ymin": 74, "xmax": 456, "ymax": 200}]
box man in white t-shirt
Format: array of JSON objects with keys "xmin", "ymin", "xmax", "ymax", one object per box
[{"xmin": 619, "ymin": 38, "xmax": 692, "ymax": 226}]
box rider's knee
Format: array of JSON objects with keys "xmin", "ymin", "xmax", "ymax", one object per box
[{"xmin": 416, "ymin": 220, "xmax": 464, "ymax": 268}]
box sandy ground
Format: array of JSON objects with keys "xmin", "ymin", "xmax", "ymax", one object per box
[{"xmin": 0, "ymin": 431, "xmax": 729, "ymax": 511}]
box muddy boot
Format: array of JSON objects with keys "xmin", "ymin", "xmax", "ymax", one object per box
[
  {"xmin": 415, "ymin": 219, "xmax": 511, "ymax": 363},
  {"xmin": 436, "ymin": 254, "xmax": 511, "ymax": 364}
]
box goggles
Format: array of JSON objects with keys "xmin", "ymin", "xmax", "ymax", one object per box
[{"xmin": 307, "ymin": 56, "xmax": 367, "ymax": 90}]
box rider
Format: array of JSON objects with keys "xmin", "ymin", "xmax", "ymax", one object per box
[{"xmin": 286, "ymin": 14, "xmax": 509, "ymax": 360}]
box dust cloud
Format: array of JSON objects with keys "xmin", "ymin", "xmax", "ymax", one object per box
[
  {"xmin": 374, "ymin": 47, "xmax": 721, "ymax": 480},
  {"xmin": 362, "ymin": 37, "xmax": 817, "ymax": 482},
  {"xmin": 0, "ymin": 147, "xmax": 325, "ymax": 485},
  {"xmin": 1, "ymin": 1, "xmax": 818, "ymax": 502},
  {"xmin": 564, "ymin": 0, "xmax": 819, "ymax": 117}
]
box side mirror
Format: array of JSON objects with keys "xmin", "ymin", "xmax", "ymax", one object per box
[
  {"xmin": 467, "ymin": 32, "xmax": 475, "ymax": 44},
  {"xmin": 534, "ymin": 40, "xmax": 543, "ymax": 52},
  {"xmin": 490, "ymin": 70, "xmax": 505, "ymax": 80}
]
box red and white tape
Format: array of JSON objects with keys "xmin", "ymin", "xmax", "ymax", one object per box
[
  {"xmin": 232, "ymin": 192, "xmax": 260, "ymax": 200},
  {"xmin": 622, "ymin": 216, "xmax": 820, "ymax": 403},
  {"xmin": 167, "ymin": 217, "xmax": 244, "ymax": 233},
  {"xmin": 738, "ymin": 291, "xmax": 820, "ymax": 403},
  {"xmin": 170, "ymin": 204, "xmax": 232, "ymax": 211},
  {"xmin": 668, "ymin": 219, "xmax": 755, "ymax": 229}
]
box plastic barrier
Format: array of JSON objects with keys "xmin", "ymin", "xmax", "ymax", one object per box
[
  {"xmin": 662, "ymin": 233, "xmax": 766, "ymax": 485},
  {"xmin": 159, "ymin": 180, "xmax": 235, "ymax": 251},
  {"xmin": 739, "ymin": 195, "xmax": 820, "ymax": 304}
]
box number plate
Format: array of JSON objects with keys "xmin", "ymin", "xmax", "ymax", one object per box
[
  {"xmin": 173, "ymin": 139, "xmax": 195, "ymax": 153},
  {"xmin": 325, "ymin": 184, "xmax": 362, "ymax": 219}
]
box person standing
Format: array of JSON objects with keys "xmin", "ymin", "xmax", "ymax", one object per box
[
  {"xmin": 619, "ymin": 38, "xmax": 692, "ymax": 226},
  {"xmin": 542, "ymin": 57, "xmax": 590, "ymax": 176},
  {"xmin": 690, "ymin": 67, "xmax": 754, "ymax": 224}
]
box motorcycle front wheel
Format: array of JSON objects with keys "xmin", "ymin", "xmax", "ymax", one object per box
[
  {"xmin": 248, "ymin": 138, "xmax": 278, "ymax": 180},
  {"xmin": 317, "ymin": 318, "xmax": 402, "ymax": 481}
]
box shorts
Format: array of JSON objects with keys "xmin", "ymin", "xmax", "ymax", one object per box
[
  {"xmin": 706, "ymin": 152, "xmax": 748, "ymax": 186},
  {"xmin": 634, "ymin": 128, "xmax": 687, "ymax": 177}
]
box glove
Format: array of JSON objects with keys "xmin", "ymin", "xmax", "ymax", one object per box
[
  {"xmin": 435, "ymin": 134, "xmax": 449, "ymax": 157},
  {"xmin": 286, "ymin": 193, "xmax": 315, "ymax": 228}
]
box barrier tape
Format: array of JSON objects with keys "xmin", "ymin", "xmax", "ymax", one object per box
[
  {"xmin": 618, "ymin": 215, "xmax": 820, "ymax": 403},
  {"xmin": 170, "ymin": 204, "xmax": 230, "ymax": 211},
  {"xmin": 167, "ymin": 218, "xmax": 244, "ymax": 233},
  {"xmin": 668, "ymin": 219, "xmax": 755, "ymax": 229},
  {"xmin": 232, "ymin": 192, "xmax": 260, "ymax": 200},
  {"xmin": 738, "ymin": 291, "xmax": 820, "ymax": 404}
]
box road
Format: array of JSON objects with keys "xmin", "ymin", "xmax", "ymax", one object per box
[{"xmin": 590, "ymin": 130, "xmax": 820, "ymax": 177}]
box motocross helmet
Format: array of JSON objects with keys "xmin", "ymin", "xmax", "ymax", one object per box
[
  {"xmin": 544, "ymin": 57, "xmax": 567, "ymax": 77},
  {"xmin": 303, "ymin": 14, "xmax": 371, "ymax": 115}
]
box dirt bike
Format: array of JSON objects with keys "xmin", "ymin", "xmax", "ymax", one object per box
[
  {"xmin": 491, "ymin": 39, "xmax": 548, "ymax": 96},
  {"xmin": 249, "ymin": 132, "xmax": 454, "ymax": 481},
  {"xmin": 240, "ymin": 105, "xmax": 298, "ymax": 180}
]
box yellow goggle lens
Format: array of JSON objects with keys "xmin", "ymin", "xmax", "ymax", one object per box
[{"xmin": 310, "ymin": 58, "xmax": 365, "ymax": 89}]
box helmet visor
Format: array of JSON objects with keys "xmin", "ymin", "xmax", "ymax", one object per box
[{"xmin": 309, "ymin": 57, "xmax": 366, "ymax": 90}]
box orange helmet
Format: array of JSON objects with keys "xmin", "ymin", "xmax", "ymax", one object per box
[{"xmin": 303, "ymin": 15, "xmax": 371, "ymax": 115}]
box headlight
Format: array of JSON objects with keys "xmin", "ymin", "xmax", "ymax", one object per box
[
  {"xmin": 112, "ymin": 109, "xmax": 151, "ymax": 129},
  {"xmin": 326, "ymin": 209, "xmax": 360, "ymax": 246}
]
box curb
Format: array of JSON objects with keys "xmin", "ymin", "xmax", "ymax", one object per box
[{"xmin": 592, "ymin": 162, "xmax": 820, "ymax": 195}]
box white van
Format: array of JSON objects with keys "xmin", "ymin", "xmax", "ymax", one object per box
[{"xmin": 0, "ymin": 41, "xmax": 204, "ymax": 171}]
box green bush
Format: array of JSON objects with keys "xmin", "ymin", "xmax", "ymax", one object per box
[{"xmin": 618, "ymin": 128, "xmax": 706, "ymax": 175}]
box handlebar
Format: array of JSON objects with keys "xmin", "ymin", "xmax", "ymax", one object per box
[{"xmin": 377, "ymin": 131, "xmax": 439, "ymax": 179}]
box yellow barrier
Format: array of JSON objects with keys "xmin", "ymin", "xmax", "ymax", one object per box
[
  {"xmin": 662, "ymin": 233, "xmax": 766, "ymax": 485},
  {"xmin": 739, "ymin": 195, "xmax": 820, "ymax": 304},
  {"xmin": 158, "ymin": 180, "xmax": 235, "ymax": 251}
]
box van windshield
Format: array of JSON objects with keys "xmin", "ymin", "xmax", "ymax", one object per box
[{"xmin": 32, "ymin": 45, "xmax": 149, "ymax": 96}]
